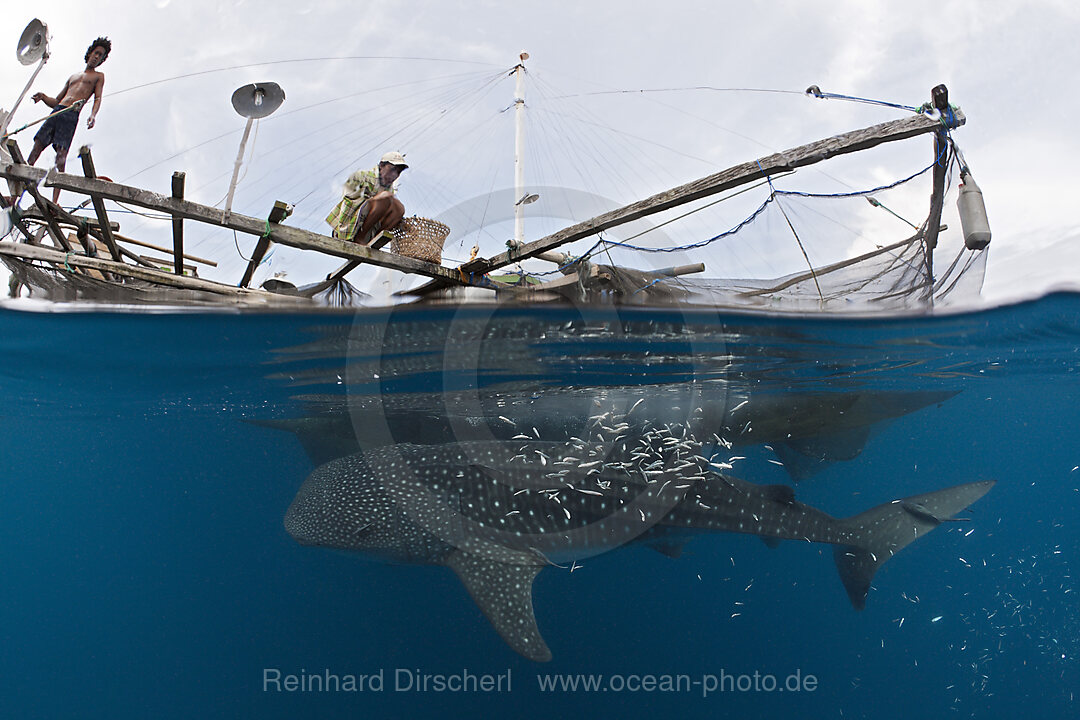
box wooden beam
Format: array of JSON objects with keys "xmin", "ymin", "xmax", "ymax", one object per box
[
  {"xmin": 0, "ymin": 185, "xmax": 39, "ymax": 244},
  {"xmin": 171, "ymin": 171, "xmax": 185, "ymax": 275},
  {"xmin": 24, "ymin": 190, "xmax": 72, "ymax": 251},
  {"xmin": 240, "ymin": 200, "xmax": 289, "ymax": 288},
  {"xmin": 3, "ymin": 142, "xmax": 72, "ymax": 251},
  {"xmin": 116, "ymin": 243, "xmax": 164, "ymax": 269},
  {"xmin": 1, "ymin": 161, "xmax": 49, "ymax": 185},
  {"xmin": 78, "ymin": 147, "xmax": 122, "ymax": 261},
  {"xmin": 487, "ymin": 110, "xmax": 964, "ymax": 271},
  {"xmin": 0, "ymin": 241, "xmax": 309, "ymax": 305},
  {"xmin": 139, "ymin": 254, "xmax": 198, "ymax": 275},
  {"xmin": 40, "ymin": 171, "xmax": 473, "ymax": 286},
  {"xmin": 410, "ymin": 108, "xmax": 966, "ymax": 296},
  {"xmin": 297, "ymin": 230, "xmax": 391, "ymax": 297},
  {"xmin": 0, "ymin": 163, "xmax": 47, "ymax": 184},
  {"xmin": 299, "ymin": 260, "xmax": 361, "ymax": 298},
  {"xmin": 653, "ymin": 263, "xmax": 706, "ymax": 278},
  {"xmin": 17, "ymin": 207, "xmax": 119, "ymax": 231},
  {"xmin": 111, "ymin": 230, "xmax": 217, "ymax": 267}
]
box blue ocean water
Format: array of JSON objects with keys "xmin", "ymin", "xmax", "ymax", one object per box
[{"xmin": 0, "ymin": 293, "xmax": 1077, "ymax": 719}]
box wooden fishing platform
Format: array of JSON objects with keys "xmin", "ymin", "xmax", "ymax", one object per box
[{"xmin": 0, "ymin": 90, "xmax": 964, "ymax": 307}]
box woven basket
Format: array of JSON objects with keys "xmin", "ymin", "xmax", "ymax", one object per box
[{"xmin": 389, "ymin": 217, "xmax": 449, "ymax": 264}]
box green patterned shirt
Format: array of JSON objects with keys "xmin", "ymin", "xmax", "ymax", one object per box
[{"xmin": 325, "ymin": 168, "xmax": 394, "ymax": 240}]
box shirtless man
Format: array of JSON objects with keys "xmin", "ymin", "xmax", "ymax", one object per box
[{"xmin": 27, "ymin": 37, "xmax": 110, "ymax": 203}]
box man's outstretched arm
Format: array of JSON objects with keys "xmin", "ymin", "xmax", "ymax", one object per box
[
  {"xmin": 88, "ymin": 75, "xmax": 104, "ymax": 128},
  {"xmin": 32, "ymin": 79, "xmax": 71, "ymax": 109}
]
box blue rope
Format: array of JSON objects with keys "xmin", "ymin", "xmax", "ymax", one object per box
[
  {"xmin": 939, "ymin": 104, "xmax": 960, "ymax": 129},
  {"xmin": 632, "ymin": 275, "xmax": 672, "ymax": 296},
  {"xmin": 593, "ymin": 195, "xmax": 775, "ymax": 254},
  {"xmin": 774, "ymin": 156, "xmax": 939, "ymax": 200},
  {"xmin": 806, "ymin": 88, "xmax": 921, "ymax": 113},
  {"xmin": 505, "ymin": 141, "xmax": 948, "ymax": 264}
]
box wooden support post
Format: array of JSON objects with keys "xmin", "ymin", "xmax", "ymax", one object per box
[
  {"xmin": 171, "ymin": 171, "xmax": 185, "ymax": 275},
  {"xmin": 922, "ymin": 84, "xmax": 952, "ymax": 291},
  {"xmin": 240, "ymin": 200, "xmax": 290, "ymax": 288},
  {"xmin": 78, "ymin": 147, "xmax": 122, "ymax": 261}
]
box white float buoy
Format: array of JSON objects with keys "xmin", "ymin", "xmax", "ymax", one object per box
[{"xmin": 957, "ymin": 169, "xmax": 991, "ymax": 250}]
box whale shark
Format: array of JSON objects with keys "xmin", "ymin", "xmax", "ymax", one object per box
[
  {"xmin": 258, "ymin": 386, "xmax": 956, "ymax": 478},
  {"xmin": 284, "ymin": 430, "xmax": 993, "ymax": 661}
]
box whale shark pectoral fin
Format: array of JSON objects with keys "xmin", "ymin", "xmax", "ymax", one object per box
[
  {"xmin": 647, "ymin": 540, "xmax": 690, "ymax": 559},
  {"xmin": 834, "ymin": 479, "xmax": 996, "ymax": 610},
  {"xmin": 446, "ymin": 549, "xmax": 552, "ymax": 662},
  {"xmin": 775, "ymin": 427, "xmax": 872, "ymax": 481}
]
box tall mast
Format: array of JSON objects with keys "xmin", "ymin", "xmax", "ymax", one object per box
[{"xmin": 513, "ymin": 51, "xmax": 528, "ymax": 246}]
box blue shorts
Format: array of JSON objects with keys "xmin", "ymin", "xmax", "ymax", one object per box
[{"xmin": 34, "ymin": 105, "xmax": 80, "ymax": 154}]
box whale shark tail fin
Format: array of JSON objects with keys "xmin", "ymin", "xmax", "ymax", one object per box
[{"xmin": 833, "ymin": 480, "xmax": 995, "ymax": 610}]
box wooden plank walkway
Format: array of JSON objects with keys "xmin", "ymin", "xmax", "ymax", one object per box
[{"xmin": 0, "ymin": 163, "xmax": 476, "ymax": 288}]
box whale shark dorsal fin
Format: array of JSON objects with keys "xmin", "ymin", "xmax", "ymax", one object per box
[{"xmin": 446, "ymin": 550, "xmax": 552, "ymax": 662}]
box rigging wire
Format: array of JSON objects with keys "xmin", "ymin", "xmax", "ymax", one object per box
[
  {"xmin": 190, "ymin": 70, "xmax": 516, "ymax": 277},
  {"xmin": 249, "ymin": 70, "xmax": 506, "ymax": 211},
  {"xmin": 769, "ymin": 183, "xmax": 824, "ymax": 302},
  {"xmin": 279, "ymin": 75, "xmax": 499, "ymax": 206},
  {"xmin": 528, "ymin": 73, "xmax": 788, "ymax": 276},
  {"xmin": 544, "ymin": 85, "xmax": 808, "ymax": 100},
  {"xmin": 119, "ymin": 69, "xmax": 497, "ymax": 184},
  {"xmin": 109, "ymin": 56, "xmax": 503, "ymax": 98},
  {"xmin": 169, "ymin": 70, "xmax": 505, "ymax": 258},
  {"xmin": 533, "ymin": 73, "xmax": 699, "ymax": 187},
  {"xmin": 546, "ymin": 84, "xmax": 922, "ymax": 116}
]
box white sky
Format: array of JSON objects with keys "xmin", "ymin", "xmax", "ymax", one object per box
[{"xmin": 2, "ymin": 0, "xmax": 1078, "ymax": 304}]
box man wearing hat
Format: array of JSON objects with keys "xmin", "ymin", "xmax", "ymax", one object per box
[{"xmin": 326, "ymin": 151, "xmax": 409, "ymax": 244}]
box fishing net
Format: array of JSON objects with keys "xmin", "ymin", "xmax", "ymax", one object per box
[{"xmin": 470, "ymin": 116, "xmax": 990, "ymax": 313}]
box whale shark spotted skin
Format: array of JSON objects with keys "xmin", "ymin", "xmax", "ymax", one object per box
[
  {"xmin": 285, "ymin": 436, "xmax": 993, "ymax": 661},
  {"xmin": 259, "ymin": 387, "xmax": 957, "ymax": 478}
]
